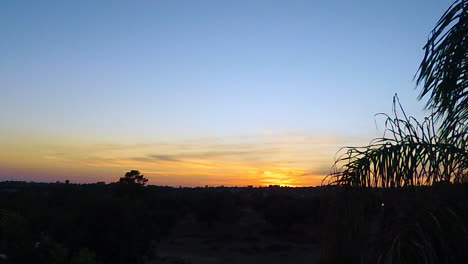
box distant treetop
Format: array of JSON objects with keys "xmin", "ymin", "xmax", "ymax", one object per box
[{"xmin": 118, "ymin": 170, "xmax": 148, "ymax": 186}]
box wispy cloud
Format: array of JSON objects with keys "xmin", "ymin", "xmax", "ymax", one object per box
[
  {"xmin": 0, "ymin": 133, "xmax": 370, "ymax": 186},
  {"xmin": 148, "ymin": 155, "xmax": 181, "ymax": 162}
]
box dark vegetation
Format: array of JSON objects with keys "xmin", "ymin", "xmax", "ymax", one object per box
[
  {"xmin": 1, "ymin": 179, "xmax": 467, "ymax": 264},
  {"xmin": 319, "ymin": 185, "xmax": 468, "ymax": 264},
  {"xmin": 0, "ymin": 179, "xmax": 324, "ymax": 264}
]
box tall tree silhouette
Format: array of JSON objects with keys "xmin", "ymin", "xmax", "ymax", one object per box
[{"xmin": 118, "ymin": 170, "xmax": 148, "ymax": 186}]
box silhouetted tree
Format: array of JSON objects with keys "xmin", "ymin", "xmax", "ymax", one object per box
[{"xmin": 118, "ymin": 170, "xmax": 148, "ymax": 186}]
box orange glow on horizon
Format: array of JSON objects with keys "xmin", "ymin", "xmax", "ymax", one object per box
[{"xmin": 0, "ymin": 134, "xmax": 355, "ymax": 187}]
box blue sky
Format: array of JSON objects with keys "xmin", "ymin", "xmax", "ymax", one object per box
[{"xmin": 0, "ymin": 0, "xmax": 454, "ymax": 185}]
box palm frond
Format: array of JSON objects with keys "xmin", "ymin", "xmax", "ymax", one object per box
[
  {"xmin": 323, "ymin": 96, "xmax": 468, "ymax": 188},
  {"xmin": 416, "ymin": 0, "xmax": 468, "ymax": 136}
]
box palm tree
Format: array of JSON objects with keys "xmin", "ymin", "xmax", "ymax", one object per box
[
  {"xmin": 325, "ymin": 0, "xmax": 468, "ymax": 187},
  {"xmin": 321, "ymin": 3, "xmax": 468, "ymax": 262}
]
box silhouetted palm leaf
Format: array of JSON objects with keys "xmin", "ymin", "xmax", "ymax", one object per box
[
  {"xmin": 326, "ymin": 1, "xmax": 468, "ymax": 188},
  {"xmin": 416, "ymin": 0, "xmax": 467, "ymax": 136},
  {"xmin": 324, "ymin": 96, "xmax": 468, "ymax": 187}
]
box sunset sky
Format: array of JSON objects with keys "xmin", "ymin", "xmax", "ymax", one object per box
[{"xmin": 1, "ymin": 0, "xmax": 450, "ymax": 186}]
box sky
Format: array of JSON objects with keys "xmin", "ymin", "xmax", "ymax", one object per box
[{"xmin": 0, "ymin": 0, "xmax": 453, "ymax": 186}]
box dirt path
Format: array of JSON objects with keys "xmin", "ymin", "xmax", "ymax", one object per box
[{"xmin": 157, "ymin": 233, "xmax": 320, "ymax": 264}]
